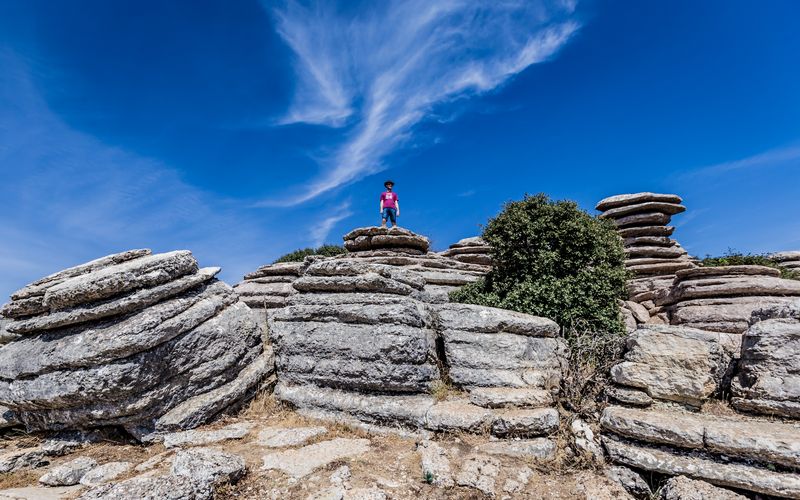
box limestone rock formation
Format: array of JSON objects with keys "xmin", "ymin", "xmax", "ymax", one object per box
[
  {"xmin": 601, "ymin": 406, "xmax": 800, "ymax": 498},
  {"xmin": 0, "ymin": 249, "xmax": 273, "ymax": 438},
  {"xmin": 773, "ymin": 251, "xmax": 800, "ymax": 272},
  {"xmin": 732, "ymin": 301, "xmax": 800, "ymax": 418},
  {"xmin": 662, "ymin": 266, "xmax": 800, "ymax": 333},
  {"xmin": 268, "ymin": 237, "xmax": 564, "ymax": 444},
  {"xmin": 343, "ymin": 226, "xmax": 430, "ymax": 255},
  {"xmin": 609, "ymin": 325, "xmax": 738, "ymax": 407},
  {"xmin": 440, "ymin": 237, "xmax": 492, "ymax": 267},
  {"xmin": 597, "ymin": 192, "xmax": 696, "ymax": 326},
  {"xmin": 234, "ymin": 261, "xmax": 306, "ymax": 319}
]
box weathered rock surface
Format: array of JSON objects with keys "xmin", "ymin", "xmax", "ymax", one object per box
[
  {"xmin": 597, "ymin": 193, "xmax": 683, "ymax": 212},
  {"xmin": 661, "ymin": 475, "xmax": 747, "ymax": 500},
  {"xmin": 665, "ymin": 266, "xmax": 800, "ymax": 333},
  {"xmin": 440, "ymin": 237, "xmax": 492, "ymax": 267},
  {"xmin": 235, "ymin": 261, "xmax": 306, "ymax": 320},
  {"xmin": 417, "ymin": 441, "xmax": 454, "ymax": 487},
  {"xmin": 456, "ymin": 455, "xmax": 501, "ymax": 496},
  {"xmin": 39, "ymin": 457, "xmax": 98, "ymax": 486},
  {"xmin": 262, "ymin": 438, "xmax": 371, "ymax": 478},
  {"xmin": 162, "ymin": 422, "xmax": 252, "ymax": 448},
  {"xmin": 609, "ymin": 325, "xmax": 737, "ymax": 406},
  {"xmin": 257, "ymin": 425, "xmax": 327, "ymax": 447},
  {"xmin": 732, "ymin": 303, "xmax": 800, "ymax": 418},
  {"xmin": 0, "ymin": 250, "xmax": 271, "ymax": 436},
  {"xmin": 605, "ymin": 465, "xmax": 651, "ymax": 498},
  {"xmin": 79, "ymin": 462, "xmax": 132, "ymax": 487},
  {"xmin": 603, "ymin": 436, "xmax": 800, "ymax": 498},
  {"xmin": 344, "ymin": 227, "xmax": 429, "ymax": 254}
]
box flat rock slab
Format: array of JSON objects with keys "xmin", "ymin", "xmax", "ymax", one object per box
[
  {"xmin": 244, "ymin": 261, "xmax": 306, "ymax": 280},
  {"xmin": 417, "ymin": 441, "xmax": 454, "ymax": 487},
  {"xmin": 436, "ymin": 303, "xmax": 558, "ymax": 337},
  {"xmin": 468, "ymin": 387, "xmax": 553, "ymax": 408},
  {"xmin": 662, "ymin": 475, "xmax": 747, "ymax": 500},
  {"xmin": 596, "ymin": 192, "xmax": 683, "ymax": 212},
  {"xmin": 603, "ymin": 436, "xmax": 800, "ymax": 498},
  {"xmin": 257, "ymin": 426, "xmax": 328, "ymax": 447},
  {"xmin": 39, "ymin": 457, "xmax": 98, "ymax": 486},
  {"xmin": 601, "ymin": 201, "xmax": 686, "ymax": 219},
  {"xmin": 476, "ymin": 438, "xmax": 556, "ymax": 460},
  {"xmin": 163, "ymin": 422, "xmax": 252, "ymax": 448},
  {"xmin": 490, "ymin": 408, "xmax": 559, "ymax": 437},
  {"xmin": 456, "ymin": 454, "xmax": 501, "ymax": 496},
  {"xmin": 613, "ymin": 212, "xmax": 672, "ymax": 228},
  {"xmin": 79, "ymin": 462, "xmax": 132, "ymax": 487},
  {"xmin": 171, "ymin": 447, "xmax": 246, "ymax": 498},
  {"xmin": 261, "ymin": 438, "xmax": 371, "ymax": 478},
  {"xmin": 78, "ymin": 475, "xmax": 196, "ymax": 500},
  {"xmin": 0, "ymin": 486, "xmax": 84, "ymax": 500},
  {"xmin": 618, "ymin": 225, "xmax": 676, "ymax": 238},
  {"xmin": 676, "ymin": 265, "xmax": 781, "ymax": 280}
]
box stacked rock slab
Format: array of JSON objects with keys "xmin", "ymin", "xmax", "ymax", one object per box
[
  {"xmin": 597, "ymin": 193, "xmax": 696, "ymax": 325},
  {"xmin": 344, "ymin": 226, "xmax": 430, "ymax": 255},
  {"xmin": 0, "ymin": 250, "xmax": 273, "ymax": 438},
  {"xmin": 439, "ymin": 237, "xmax": 492, "ymax": 267},
  {"xmin": 341, "ymin": 227, "xmax": 489, "ymax": 303},
  {"xmin": 234, "ymin": 261, "xmax": 306, "ymax": 321},
  {"xmin": 269, "ymin": 233, "xmax": 564, "ymax": 447},
  {"xmin": 660, "ymin": 265, "xmax": 800, "ymax": 334},
  {"xmin": 731, "ymin": 301, "xmax": 800, "ymax": 418},
  {"xmin": 603, "ymin": 321, "xmax": 800, "ymax": 498},
  {"xmin": 773, "ymin": 251, "xmax": 800, "ymax": 272}
]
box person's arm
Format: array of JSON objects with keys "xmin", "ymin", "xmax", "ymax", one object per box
[
  {"xmin": 395, "ymin": 200, "xmax": 400, "ymax": 216},
  {"xmin": 379, "ymin": 195, "xmax": 384, "ymax": 214}
]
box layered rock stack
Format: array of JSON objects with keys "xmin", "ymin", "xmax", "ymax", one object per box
[
  {"xmin": 773, "ymin": 251, "xmax": 800, "ymax": 272},
  {"xmin": 343, "ymin": 226, "xmax": 430, "ymax": 255},
  {"xmin": 440, "ymin": 237, "xmax": 492, "ymax": 267},
  {"xmin": 338, "ymin": 227, "xmax": 488, "ymax": 303},
  {"xmin": 602, "ymin": 321, "xmax": 800, "ymax": 498},
  {"xmin": 596, "ymin": 192, "xmax": 696, "ymax": 325},
  {"xmin": 269, "ymin": 249, "xmax": 564, "ymax": 453},
  {"xmin": 661, "ymin": 265, "xmax": 800, "ymax": 334},
  {"xmin": 0, "ymin": 250, "xmax": 274, "ymax": 438},
  {"xmin": 234, "ymin": 261, "xmax": 306, "ymax": 320}
]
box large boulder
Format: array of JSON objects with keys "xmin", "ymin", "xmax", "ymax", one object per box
[
  {"xmin": 0, "ymin": 250, "xmax": 273, "ymax": 438},
  {"xmin": 732, "ymin": 302, "xmax": 800, "ymax": 418},
  {"xmin": 234, "ymin": 261, "xmax": 306, "ymax": 321},
  {"xmin": 609, "ymin": 325, "xmax": 738, "ymax": 407}
]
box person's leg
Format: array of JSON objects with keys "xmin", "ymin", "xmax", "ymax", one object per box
[
  {"xmin": 387, "ymin": 208, "xmax": 397, "ymax": 227},
  {"xmin": 381, "ymin": 208, "xmax": 388, "ymax": 227}
]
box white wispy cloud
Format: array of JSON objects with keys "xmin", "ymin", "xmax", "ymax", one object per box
[
  {"xmin": 265, "ymin": 0, "xmax": 580, "ymax": 206},
  {"xmin": 309, "ymin": 200, "xmax": 353, "ymax": 246},
  {"xmin": 688, "ymin": 144, "xmax": 800, "ymax": 177}
]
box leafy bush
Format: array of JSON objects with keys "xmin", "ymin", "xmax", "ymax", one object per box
[
  {"xmin": 450, "ymin": 193, "xmax": 629, "ymax": 334},
  {"xmin": 701, "ymin": 249, "xmax": 799, "ymax": 280},
  {"xmin": 274, "ymin": 244, "xmax": 346, "ymax": 263}
]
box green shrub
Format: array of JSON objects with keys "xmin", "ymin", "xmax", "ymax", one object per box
[
  {"xmin": 701, "ymin": 249, "xmax": 799, "ymax": 280},
  {"xmin": 450, "ymin": 193, "xmax": 629, "ymax": 334},
  {"xmin": 274, "ymin": 244, "xmax": 346, "ymax": 263}
]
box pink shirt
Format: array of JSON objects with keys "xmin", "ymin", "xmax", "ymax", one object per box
[{"xmin": 380, "ymin": 191, "xmax": 398, "ymax": 209}]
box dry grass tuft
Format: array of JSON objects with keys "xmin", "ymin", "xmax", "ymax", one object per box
[{"xmin": 0, "ymin": 469, "xmax": 40, "ymax": 490}]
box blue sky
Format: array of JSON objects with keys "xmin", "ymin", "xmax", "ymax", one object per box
[{"xmin": 1, "ymin": 0, "xmax": 799, "ymax": 299}]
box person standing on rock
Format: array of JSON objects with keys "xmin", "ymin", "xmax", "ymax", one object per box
[{"xmin": 379, "ymin": 180, "xmax": 400, "ymax": 228}]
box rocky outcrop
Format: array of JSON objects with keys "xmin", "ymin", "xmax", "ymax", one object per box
[
  {"xmin": 732, "ymin": 302, "xmax": 800, "ymax": 418},
  {"xmin": 268, "ymin": 238, "xmax": 564, "ymax": 444},
  {"xmin": 773, "ymin": 251, "xmax": 800, "ymax": 272},
  {"xmin": 234, "ymin": 261, "xmax": 306, "ymax": 320},
  {"xmin": 662, "ymin": 266, "xmax": 800, "ymax": 333},
  {"xmin": 601, "ymin": 406, "xmax": 800, "ymax": 498},
  {"xmin": 597, "ymin": 193, "xmax": 696, "ymax": 327},
  {"xmin": 440, "ymin": 237, "xmax": 492, "ymax": 267},
  {"xmin": 0, "ymin": 249, "xmax": 273, "ymax": 438},
  {"xmin": 343, "ymin": 226, "xmax": 430, "ymax": 255},
  {"xmin": 608, "ymin": 325, "xmax": 738, "ymax": 407}
]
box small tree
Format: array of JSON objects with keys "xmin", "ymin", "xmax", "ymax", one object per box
[
  {"xmin": 274, "ymin": 244, "xmax": 346, "ymax": 263},
  {"xmin": 451, "ymin": 193, "xmax": 628, "ymax": 334}
]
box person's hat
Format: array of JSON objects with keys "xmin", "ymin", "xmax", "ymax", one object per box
[{"xmin": 384, "ymin": 180, "xmax": 395, "ymax": 187}]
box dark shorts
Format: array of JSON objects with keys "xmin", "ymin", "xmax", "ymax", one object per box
[{"xmin": 382, "ymin": 207, "xmax": 397, "ymax": 225}]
